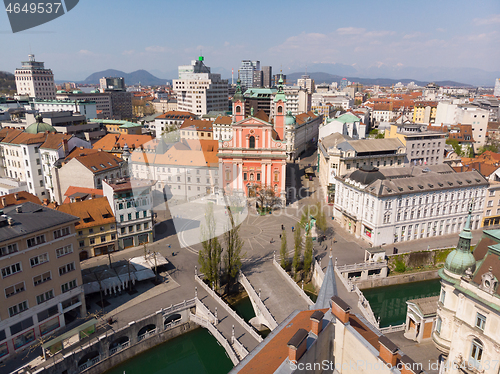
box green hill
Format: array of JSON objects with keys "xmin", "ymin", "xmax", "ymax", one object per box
[{"xmin": 0, "ymin": 71, "xmax": 16, "ymax": 94}]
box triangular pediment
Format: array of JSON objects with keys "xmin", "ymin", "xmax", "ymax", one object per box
[{"xmin": 234, "ymin": 116, "xmax": 272, "ymax": 127}]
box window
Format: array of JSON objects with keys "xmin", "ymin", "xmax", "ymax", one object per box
[
  {"xmin": 440, "ymin": 290, "xmax": 446, "ymax": 304},
  {"xmin": 143, "ymin": 211, "xmax": 147, "ymax": 218},
  {"xmin": 0, "ymin": 243, "xmax": 18, "ymax": 257},
  {"xmin": 59, "ymin": 262, "xmax": 75, "ymax": 276},
  {"xmin": 61, "ymin": 280, "xmax": 77, "ymax": 293},
  {"xmin": 89, "ymin": 238, "xmax": 95, "ymax": 245},
  {"xmin": 30, "ymin": 253, "xmax": 49, "ymax": 267},
  {"xmin": 79, "ymin": 240, "xmax": 85, "ymax": 247},
  {"xmin": 5, "ymin": 282, "xmax": 25, "ymax": 298},
  {"xmin": 127, "ymin": 202, "xmax": 131, "ymax": 208},
  {"xmin": 56, "ymin": 245, "xmax": 73, "ymax": 258},
  {"xmin": 101, "ymin": 235, "xmax": 106, "ymax": 243},
  {"xmin": 120, "ymin": 227, "xmax": 126, "ymax": 234},
  {"xmin": 249, "ymin": 136, "xmax": 255, "ymax": 149},
  {"xmin": 469, "ymin": 339, "xmax": 483, "ymax": 369},
  {"xmin": 475, "ymin": 313, "xmax": 486, "ymax": 330},
  {"xmin": 33, "ymin": 271, "xmax": 51, "ymax": 286},
  {"xmin": 136, "ymin": 224, "xmax": 141, "ymax": 231},
  {"xmin": 111, "ymin": 234, "xmax": 116, "ymax": 240},
  {"xmin": 120, "ymin": 215, "xmax": 124, "ymax": 222},
  {"xmin": 27, "ymin": 234, "xmax": 45, "ymax": 248},
  {"xmin": 129, "ymin": 226, "xmax": 134, "ymax": 233},
  {"xmin": 36, "ymin": 290, "xmax": 54, "ymax": 305},
  {"xmin": 118, "ymin": 203, "xmax": 123, "ymax": 210},
  {"xmin": 144, "ymin": 222, "xmax": 149, "ymax": 230},
  {"xmin": 53, "ymin": 227, "xmax": 70, "ymax": 239},
  {"xmin": 2, "ymin": 262, "xmax": 22, "ymax": 278},
  {"xmin": 128, "ymin": 213, "xmax": 132, "ymax": 220},
  {"xmin": 8, "ymin": 301, "xmax": 28, "ymax": 317}
]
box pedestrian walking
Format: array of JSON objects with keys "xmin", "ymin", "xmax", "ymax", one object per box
[
  {"xmin": 292, "ymin": 226, "xmax": 295, "ymax": 232},
  {"xmin": 281, "ymin": 224, "xmax": 284, "ymax": 230}
]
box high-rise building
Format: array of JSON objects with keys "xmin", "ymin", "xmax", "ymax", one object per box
[
  {"xmin": 238, "ymin": 60, "xmax": 260, "ymax": 89},
  {"xmin": 494, "ymin": 78, "xmax": 500, "ymax": 97},
  {"xmin": 262, "ymin": 66, "xmax": 272, "ymax": 88},
  {"xmin": 173, "ymin": 56, "xmax": 229, "ymax": 116},
  {"xmin": 15, "ymin": 54, "xmax": 56, "ymax": 99},
  {"xmin": 99, "ymin": 77, "xmax": 126, "ymax": 91},
  {"xmin": 252, "ymin": 70, "xmax": 263, "ymax": 88},
  {"xmin": 297, "ymin": 74, "xmax": 315, "ymax": 94}
]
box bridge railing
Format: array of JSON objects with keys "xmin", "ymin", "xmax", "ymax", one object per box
[
  {"xmin": 379, "ymin": 323, "xmax": 406, "ymax": 334},
  {"xmin": 334, "ymin": 266, "xmax": 379, "ymax": 328},
  {"xmin": 232, "ymin": 337, "xmax": 249, "ymax": 360},
  {"xmin": 195, "ymin": 274, "xmax": 263, "ymax": 342},
  {"xmin": 195, "ymin": 297, "xmax": 218, "ymax": 325},
  {"xmin": 189, "ymin": 313, "xmax": 239, "ymax": 366},
  {"xmin": 272, "ymin": 258, "xmax": 314, "ymax": 306},
  {"xmin": 336, "ymin": 261, "xmax": 387, "ymax": 272},
  {"xmin": 161, "ymin": 298, "xmax": 196, "ymax": 317},
  {"xmin": 237, "ymin": 271, "xmax": 278, "ymax": 330}
]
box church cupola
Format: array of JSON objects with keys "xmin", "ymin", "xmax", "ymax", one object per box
[{"xmin": 232, "ymin": 78, "xmax": 245, "ymax": 122}]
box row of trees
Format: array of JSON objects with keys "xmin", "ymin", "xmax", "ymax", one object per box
[
  {"xmin": 280, "ymin": 203, "xmax": 328, "ymax": 281},
  {"xmin": 198, "ymin": 204, "xmax": 244, "ymax": 294}
]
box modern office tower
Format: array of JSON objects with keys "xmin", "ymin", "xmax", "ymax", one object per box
[
  {"xmin": 297, "ymin": 74, "xmax": 315, "ymax": 94},
  {"xmin": 262, "ymin": 66, "xmax": 272, "ymax": 88},
  {"xmin": 253, "ymin": 70, "xmax": 263, "ymax": 88},
  {"xmin": 15, "ymin": 54, "xmax": 56, "ymax": 99},
  {"xmin": 239, "ymin": 60, "xmax": 260, "ymax": 89},
  {"xmin": 494, "ymin": 78, "xmax": 500, "ymax": 97},
  {"xmin": 173, "ymin": 56, "xmax": 229, "ymax": 116},
  {"xmin": 0, "ymin": 202, "xmax": 86, "ymax": 359},
  {"xmin": 100, "ymin": 77, "xmax": 126, "ymax": 91}
]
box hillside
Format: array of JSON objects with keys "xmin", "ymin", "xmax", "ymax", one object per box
[
  {"xmin": 82, "ymin": 69, "xmax": 167, "ymax": 86},
  {"xmin": 286, "ymin": 72, "xmax": 471, "ymax": 87},
  {"xmin": 0, "ymin": 71, "xmax": 16, "ymax": 93}
]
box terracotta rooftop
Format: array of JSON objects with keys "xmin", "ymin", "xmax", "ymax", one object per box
[
  {"xmin": 92, "ymin": 134, "xmax": 153, "ymax": 153},
  {"xmin": 105, "ymin": 177, "xmax": 155, "ymax": 192},
  {"xmin": 295, "ymin": 111, "xmax": 318, "ymax": 125},
  {"xmin": 56, "ymin": 197, "xmax": 115, "ymax": 230},
  {"xmin": 237, "ymin": 309, "xmax": 328, "ymax": 374},
  {"xmin": 155, "ymin": 111, "xmax": 196, "ymax": 120},
  {"xmin": 63, "ymin": 186, "xmax": 104, "ymax": 204},
  {"xmin": 0, "ymin": 128, "xmax": 73, "ymax": 150},
  {"xmin": 349, "ymin": 314, "xmax": 380, "ymax": 351},
  {"xmin": 213, "ymin": 115, "xmax": 232, "ymax": 125},
  {"xmin": 65, "ymin": 148, "xmax": 123, "ymax": 174},
  {"xmin": 179, "ymin": 118, "xmax": 213, "ymax": 132},
  {"xmin": 0, "ymin": 191, "xmax": 41, "ymax": 208}
]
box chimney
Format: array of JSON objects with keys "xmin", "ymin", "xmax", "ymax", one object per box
[
  {"xmin": 91, "ymin": 193, "xmax": 96, "ymax": 199},
  {"xmin": 75, "ymin": 197, "xmax": 81, "ymax": 202},
  {"xmin": 43, "ymin": 199, "xmax": 49, "ymax": 206},
  {"xmin": 1, "ymin": 197, "xmax": 6, "ymax": 206},
  {"xmin": 15, "ymin": 205, "xmax": 22, "ymax": 213},
  {"xmin": 310, "ymin": 310, "xmax": 324, "ymax": 336},
  {"xmin": 400, "ymin": 355, "xmax": 422, "ymax": 374},
  {"xmin": 14, "ymin": 192, "xmax": 19, "ymax": 200},
  {"xmin": 62, "ymin": 138, "xmax": 69, "ymax": 156},
  {"xmin": 378, "ymin": 336, "xmax": 399, "ymax": 367},
  {"xmin": 7, "ymin": 217, "xmax": 14, "ymax": 226},
  {"xmin": 80, "ymin": 146, "xmax": 84, "ymax": 150},
  {"xmin": 331, "ymin": 296, "xmax": 351, "ymax": 324},
  {"xmin": 287, "ymin": 328, "xmax": 308, "ymax": 363}
]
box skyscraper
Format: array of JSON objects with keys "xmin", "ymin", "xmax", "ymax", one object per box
[
  {"xmin": 15, "ymin": 54, "xmax": 56, "ymax": 99},
  {"xmin": 238, "ymin": 60, "xmax": 260, "ymax": 89},
  {"xmin": 173, "ymin": 56, "xmax": 229, "ymax": 116},
  {"xmin": 262, "ymin": 66, "xmax": 272, "ymax": 88}
]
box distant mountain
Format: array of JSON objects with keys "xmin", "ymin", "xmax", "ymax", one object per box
[
  {"xmin": 0, "ymin": 71, "xmax": 16, "ymax": 92},
  {"xmin": 82, "ymin": 69, "xmax": 167, "ymax": 86},
  {"xmin": 286, "ymin": 72, "xmax": 471, "ymax": 87}
]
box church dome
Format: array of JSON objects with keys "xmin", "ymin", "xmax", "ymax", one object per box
[
  {"xmin": 285, "ymin": 111, "xmax": 296, "ymax": 126},
  {"xmin": 348, "ymin": 165, "xmax": 385, "ymax": 185},
  {"xmin": 25, "ymin": 115, "xmax": 57, "ymax": 134}
]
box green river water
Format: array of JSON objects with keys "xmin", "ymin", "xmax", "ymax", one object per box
[
  {"xmin": 103, "ymin": 328, "xmax": 233, "ymax": 374},
  {"xmin": 362, "ymin": 279, "xmax": 441, "ymax": 327}
]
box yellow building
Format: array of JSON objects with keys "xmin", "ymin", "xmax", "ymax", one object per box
[
  {"xmin": 412, "ymin": 101, "xmax": 437, "ymax": 123},
  {"xmin": 56, "ymin": 197, "xmax": 118, "ymax": 260},
  {"xmin": 88, "ymin": 119, "xmax": 143, "ymax": 135}
]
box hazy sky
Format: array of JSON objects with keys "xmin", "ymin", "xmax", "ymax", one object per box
[{"xmin": 1, "ymin": 0, "xmax": 499, "ymax": 81}]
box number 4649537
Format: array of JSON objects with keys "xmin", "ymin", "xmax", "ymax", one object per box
[{"xmin": 5, "ymin": 2, "xmax": 62, "ymax": 14}]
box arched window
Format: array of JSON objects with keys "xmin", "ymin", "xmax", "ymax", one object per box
[
  {"xmin": 469, "ymin": 339, "xmax": 483, "ymax": 369},
  {"xmin": 249, "ymin": 136, "xmax": 255, "ymax": 149},
  {"xmin": 277, "ymin": 106, "xmax": 283, "ymax": 114},
  {"xmin": 235, "ymin": 106, "xmax": 241, "ymax": 113}
]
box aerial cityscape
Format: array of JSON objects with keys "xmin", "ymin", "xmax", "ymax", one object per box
[{"xmin": 1, "ymin": 1, "xmax": 500, "ymax": 374}]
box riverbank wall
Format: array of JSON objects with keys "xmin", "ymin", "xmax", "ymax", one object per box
[{"xmin": 357, "ymin": 269, "xmax": 440, "ymax": 290}]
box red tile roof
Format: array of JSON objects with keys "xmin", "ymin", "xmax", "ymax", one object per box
[
  {"xmin": 0, "ymin": 191, "xmax": 41, "ymax": 208},
  {"xmin": 56, "ymin": 197, "xmax": 115, "ymax": 229},
  {"xmin": 179, "ymin": 118, "xmax": 213, "ymax": 132},
  {"xmin": 65, "ymin": 148, "xmax": 123, "ymax": 174},
  {"xmin": 92, "ymin": 134, "xmax": 153, "ymax": 152}
]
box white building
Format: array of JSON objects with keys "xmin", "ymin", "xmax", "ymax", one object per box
[
  {"xmin": 283, "ymin": 111, "xmax": 321, "ymax": 161},
  {"xmin": 494, "ymin": 78, "xmax": 500, "ymax": 97},
  {"xmin": 213, "ymin": 115, "xmax": 233, "ymax": 141},
  {"xmin": 456, "ymin": 105, "xmax": 489, "ymax": 150},
  {"xmin": 239, "ymin": 60, "xmax": 260, "ymax": 89},
  {"xmin": 173, "ymin": 56, "xmax": 228, "ymax": 116},
  {"xmin": 0, "ymin": 127, "xmax": 90, "ymax": 201},
  {"xmin": 15, "ymin": 54, "xmax": 56, "ymax": 99},
  {"xmin": 153, "ymin": 111, "xmax": 196, "ymax": 139},
  {"xmin": 29, "ymin": 99, "xmax": 98, "ymax": 120},
  {"xmin": 334, "ymin": 164, "xmax": 487, "ymax": 246},
  {"xmin": 297, "ymin": 75, "xmax": 315, "ymax": 94},
  {"xmin": 103, "ymin": 178, "xmax": 154, "ymax": 249},
  {"xmin": 0, "ymin": 178, "xmax": 28, "ymax": 196},
  {"xmin": 319, "ymin": 113, "xmax": 366, "ymax": 140},
  {"xmin": 270, "ymin": 86, "xmax": 311, "ymax": 117},
  {"xmin": 433, "ymin": 226, "xmax": 500, "ymax": 374}
]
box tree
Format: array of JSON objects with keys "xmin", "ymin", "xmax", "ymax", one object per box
[
  {"xmin": 223, "ymin": 217, "xmax": 244, "ymax": 294},
  {"xmin": 477, "ymin": 137, "xmax": 500, "ymax": 154},
  {"xmin": 256, "ymin": 186, "xmax": 279, "ymax": 213},
  {"xmin": 446, "ymin": 139, "xmax": 463, "ymax": 156},
  {"xmin": 161, "ymin": 124, "xmax": 180, "ymax": 143},
  {"xmin": 303, "ymin": 231, "xmax": 313, "ymax": 281},
  {"xmin": 467, "ymin": 145, "xmax": 475, "ymax": 158},
  {"xmin": 280, "ymin": 229, "xmax": 288, "ymax": 269},
  {"xmin": 292, "ymin": 225, "xmax": 302, "ymax": 279},
  {"xmin": 313, "ymin": 202, "xmax": 328, "ymax": 235},
  {"xmin": 198, "ymin": 204, "xmax": 222, "ymax": 290}
]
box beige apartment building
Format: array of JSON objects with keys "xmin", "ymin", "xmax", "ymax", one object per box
[{"xmin": 0, "ymin": 202, "xmax": 85, "ymax": 360}]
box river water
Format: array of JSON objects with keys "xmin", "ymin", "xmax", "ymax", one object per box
[
  {"xmin": 362, "ymin": 279, "xmax": 441, "ymax": 327},
  {"xmin": 103, "ymin": 328, "xmax": 233, "ymax": 374}
]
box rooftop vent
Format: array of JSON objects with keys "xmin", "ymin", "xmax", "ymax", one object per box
[
  {"xmin": 408, "ymin": 186, "xmax": 414, "ymax": 190},
  {"xmin": 398, "ymin": 187, "xmax": 403, "ymax": 191},
  {"xmin": 457, "ymin": 180, "xmax": 463, "ymax": 185},
  {"xmin": 15, "ymin": 206, "xmax": 22, "ymax": 213},
  {"xmin": 447, "ymin": 181, "xmax": 453, "ymax": 185},
  {"xmin": 475, "ymin": 178, "xmax": 481, "ymax": 182},
  {"xmin": 428, "ymin": 183, "xmax": 434, "ymax": 188},
  {"xmin": 438, "ymin": 182, "xmax": 443, "ymax": 187},
  {"xmin": 418, "ymin": 184, "xmax": 424, "ymax": 189},
  {"xmin": 466, "ymin": 179, "xmax": 471, "ymax": 184}
]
